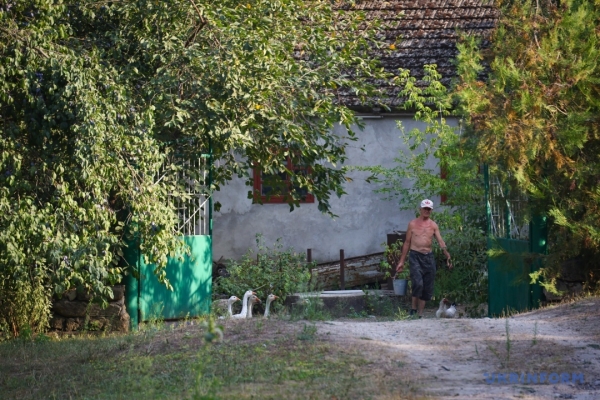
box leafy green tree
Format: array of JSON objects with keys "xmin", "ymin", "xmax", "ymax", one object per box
[
  {"xmin": 454, "ymin": 0, "xmax": 600, "ymax": 289},
  {"xmin": 0, "ymin": 0, "xmax": 385, "ymax": 336}
]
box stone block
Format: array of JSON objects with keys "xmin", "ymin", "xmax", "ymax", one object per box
[
  {"xmin": 86, "ymin": 318, "xmax": 106, "ymax": 331},
  {"xmin": 570, "ymin": 282, "xmax": 583, "ymax": 294},
  {"xmin": 64, "ymin": 289, "xmax": 77, "ymax": 301},
  {"xmin": 87, "ymin": 303, "xmax": 122, "ymax": 318},
  {"xmin": 560, "ymin": 258, "xmax": 587, "ymax": 282},
  {"xmin": 111, "ymin": 285, "xmax": 125, "ymax": 301},
  {"xmin": 285, "ymin": 290, "xmax": 365, "ymax": 317},
  {"xmin": 76, "ymin": 288, "xmax": 93, "ymax": 302},
  {"xmin": 65, "ymin": 318, "xmax": 82, "ymax": 331},
  {"xmin": 543, "ymin": 280, "xmax": 577, "ymax": 301},
  {"xmin": 111, "ymin": 313, "xmax": 130, "ymax": 332},
  {"xmin": 76, "ymin": 285, "xmax": 125, "ymax": 302},
  {"xmin": 53, "ymin": 299, "xmax": 88, "ymax": 318},
  {"xmin": 321, "ymin": 292, "xmax": 365, "ymax": 317},
  {"xmin": 49, "ymin": 316, "xmax": 65, "ymax": 330},
  {"xmin": 543, "ymin": 288, "xmax": 561, "ymax": 302},
  {"xmin": 51, "ymin": 288, "xmax": 131, "ymax": 333}
]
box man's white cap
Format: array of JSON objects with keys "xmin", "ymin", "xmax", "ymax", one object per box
[{"xmin": 420, "ymin": 199, "xmax": 434, "ymax": 209}]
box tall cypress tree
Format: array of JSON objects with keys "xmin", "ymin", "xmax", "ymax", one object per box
[{"xmin": 455, "ymin": 0, "xmax": 600, "ymax": 289}]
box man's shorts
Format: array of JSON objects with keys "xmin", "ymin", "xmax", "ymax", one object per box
[{"xmin": 408, "ymin": 250, "xmax": 436, "ymax": 301}]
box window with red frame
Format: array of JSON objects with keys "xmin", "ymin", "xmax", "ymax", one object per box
[{"xmin": 253, "ymin": 156, "xmax": 314, "ymax": 204}]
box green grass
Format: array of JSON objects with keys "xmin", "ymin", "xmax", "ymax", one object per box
[{"xmin": 0, "ymin": 320, "xmax": 417, "ymax": 399}]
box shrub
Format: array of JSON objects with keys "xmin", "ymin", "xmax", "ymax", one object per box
[
  {"xmin": 0, "ymin": 272, "xmax": 51, "ymax": 340},
  {"xmin": 380, "ymin": 241, "xmax": 410, "ymax": 280},
  {"xmin": 433, "ymin": 232, "xmax": 488, "ymax": 316},
  {"xmin": 213, "ymin": 235, "xmax": 313, "ymax": 304}
]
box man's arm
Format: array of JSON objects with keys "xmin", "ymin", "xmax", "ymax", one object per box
[
  {"xmin": 433, "ymin": 223, "xmax": 452, "ymax": 269},
  {"xmin": 395, "ymin": 223, "xmax": 413, "ymax": 276}
]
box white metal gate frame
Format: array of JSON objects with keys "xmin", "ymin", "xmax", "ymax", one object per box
[{"xmin": 156, "ymin": 153, "xmax": 211, "ymax": 236}]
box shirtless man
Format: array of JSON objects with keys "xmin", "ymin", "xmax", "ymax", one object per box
[{"xmin": 395, "ymin": 199, "xmax": 452, "ymax": 318}]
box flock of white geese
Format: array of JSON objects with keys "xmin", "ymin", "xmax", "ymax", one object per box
[
  {"xmin": 225, "ymin": 290, "xmax": 279, "ymax": 319},
  {"xmin": 225, "ymin": 291, "xmax": 455, "ymax": 319}
]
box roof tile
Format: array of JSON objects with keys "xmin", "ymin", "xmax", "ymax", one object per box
[{"xmin": 334, "ymin": 0, "xmax": 498, "ymax": 107}]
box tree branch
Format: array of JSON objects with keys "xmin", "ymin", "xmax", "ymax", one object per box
[{"xmin": 185, "ymin": 0, "xmax": 207, "ymax": 47}]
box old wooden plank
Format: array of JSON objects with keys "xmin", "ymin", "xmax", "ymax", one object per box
[{"xmin": 311, "ymin": 252, "xmax": 386, "ymax": 290}]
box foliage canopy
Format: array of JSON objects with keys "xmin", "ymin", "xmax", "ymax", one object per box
[{"xmin": 0, "ymin": 0, "xmax": 385, "ymax": 336}]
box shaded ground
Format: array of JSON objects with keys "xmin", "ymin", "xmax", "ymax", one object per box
[{"xmin": 316, "ymin": 297, "xmax": 600, "ymax": 399}]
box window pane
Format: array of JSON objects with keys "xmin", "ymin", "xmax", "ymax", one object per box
[
  {"xmin": 261, "ymin": 171, "xmax": 288, "ymax": 196},
  {"xmin": 253, "ymin": 155, "xmax": 314, "ymax": 204},
  {"xmin": 291, "ymin": 167, "xmax": 310, "ymax": 199}
]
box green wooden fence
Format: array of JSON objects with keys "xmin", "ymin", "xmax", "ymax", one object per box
[
  {"xmin": 125, "ymin": 236, "xmax": 212, "ymax": 326},
  {"xmin": 485, "ymin": 166, "xmax": 545, "ymax": 316}
]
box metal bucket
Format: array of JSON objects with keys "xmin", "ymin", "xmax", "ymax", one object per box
[{"xmin": 393, "ymin": 279, "xmax": 408, "ymax": 296}]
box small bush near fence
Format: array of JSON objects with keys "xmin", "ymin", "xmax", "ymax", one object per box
[{"xmin": 213, "ymin": 235, "xmax": 313, "ymax": 308}]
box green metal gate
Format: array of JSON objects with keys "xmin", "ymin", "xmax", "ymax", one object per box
[
  {"xmin": 125, "ymin": 154, "xmax": 213, "ymax": 327},
  {"xmin": 485, "ymin": 166, "xmax": 545, "ymax": 316}
]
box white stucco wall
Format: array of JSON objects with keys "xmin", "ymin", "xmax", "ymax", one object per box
[{"xmin": 212, "ymin": 116, "xmax": 453, "ymax": 263}]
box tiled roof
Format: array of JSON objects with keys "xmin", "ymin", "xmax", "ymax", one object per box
[{"xmin": 337, "ymin": 1, "xmax": 499, "ymax": 109}]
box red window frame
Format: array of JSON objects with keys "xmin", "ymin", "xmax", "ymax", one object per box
[
  {"xmin": 253, "ymin": 156, "xmax": 315, "ymax": 204},
  {"xmin": 440, "ymin": 163, "xmax": 448, "ymax": 204}
]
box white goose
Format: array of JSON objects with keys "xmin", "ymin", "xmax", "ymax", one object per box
[
  {"xmin": 226, "ymin": 296, "xmax": 240, "ymax": 317},
  {"xmin": 264, "ymin": 294, "xmax": 279, "ymax": 318},
  {"xmin": 246, "ymin": 295, "xmax": 261, "ymax": 318},
  {"xmin": 232, "ymin": 290, "xmax": 255, "ymax": 319}
]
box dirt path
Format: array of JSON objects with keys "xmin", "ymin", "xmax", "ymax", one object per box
[{"xmin": 316, "ymin": 298, "xmax": 600, "ymax": 399}]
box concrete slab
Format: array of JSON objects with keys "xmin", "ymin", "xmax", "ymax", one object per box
[
  {"xmin": 321, "ymin": 290, "xmax": 364, "ymax": 296},
  {"xmin": 285, "ymin": 290, "xmax": 365, "ymax": 317}
]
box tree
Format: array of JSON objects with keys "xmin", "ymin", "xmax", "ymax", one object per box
[
  {"xmin": 0, "ymin": 0, "xmax": 386, "ymax": 337},
  {"xmin": 454, "ymin": 0, "xmax": 600, "ymax": 289}
]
